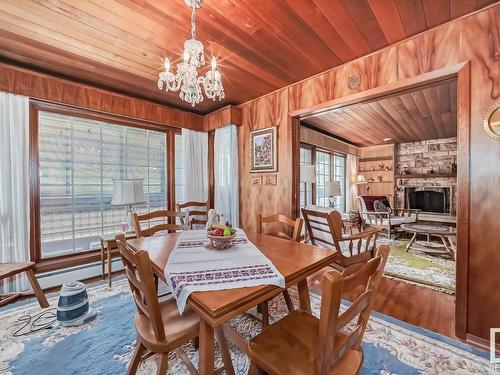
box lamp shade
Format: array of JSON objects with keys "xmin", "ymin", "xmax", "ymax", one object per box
[
  {"xmin": 300, "ymin": 164, "xmax": 317, "ymax": 183},
  {"xmin": 111, "ymin": 179, "xmax": 146, "ymax": 206},
  {"xmin": 354, "ymin": 174, "xmax": 367, "ymax": 184},
  {"xmin": 325, "ymin": 180, "xmax": 341, "ymax": 196}
]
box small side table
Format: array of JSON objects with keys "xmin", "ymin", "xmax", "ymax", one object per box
[
  {"xmin": 342, "ymin": 210, "xmax": 363, "ymax": 234},
  {"xmin": 100, "ymin": 232, "xmax": 136, "ymax": 287}
]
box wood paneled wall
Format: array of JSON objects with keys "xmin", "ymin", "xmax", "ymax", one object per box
[
  {"xmin": 238, "ymin": 4, "xmax": 500, "ymax": 342},
  {"xmin": 0, "ymin": 63, "xmax": 204, "ymax": 130},
  {"xmin": 238, "ymin": 88, "xmax": 292, "ymax": 233}
]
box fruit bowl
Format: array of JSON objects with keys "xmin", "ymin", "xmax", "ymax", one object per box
[{"xmin": 206, "ymin": 233, "xmax": 236, "ymax": 250}]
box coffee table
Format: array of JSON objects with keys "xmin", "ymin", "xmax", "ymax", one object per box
[{"xmin": 400, "ymin": 223, "xmax": 457, "ymax": 260}]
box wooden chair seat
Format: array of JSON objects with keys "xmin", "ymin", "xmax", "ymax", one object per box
[
  {"xmin": 0, "ymin": 262, "xmax": 49, "ymax": 308},
  {"xmin": 135, "ymin": 294, "xmax": 199, "ymax": 353},
  {"xmin": 249, "ymin": 310, "xmax": 363, "ymax": 375}
]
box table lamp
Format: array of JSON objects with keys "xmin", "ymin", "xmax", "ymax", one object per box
[
  {"xmin": 355, "ymin": 173, "xmax": 369, "ymax": 194},
  {"xmin": 300, "ymin": 164, "xmax": 316, "ymax": 207},
  {"xmin": 325, "ymin": 180, "xmax": 341, "ymax": 209},
  {"xmin": 111, "ymin": 179, "xmax": 146, "ymax": 231}
]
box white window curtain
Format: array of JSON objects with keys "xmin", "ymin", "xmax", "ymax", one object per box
[
  {"xmin": 0, "ymin": 92, "xmax": 30, "ymax": 293},
  {"xmin": 214, "ymin": 125, "xmax": 239, "ymax": 226},
  {"xmin": 345, "ymin": 154, "xmax": 358, "ymax": 212},
  {"xmin": 181, "ymin": 128, "xmax": 208, "ymax": 202}
]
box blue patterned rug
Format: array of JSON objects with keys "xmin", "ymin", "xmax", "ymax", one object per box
[{"xmin": 0, "ymin": 278, "xmax": 495, "ymax": 375}]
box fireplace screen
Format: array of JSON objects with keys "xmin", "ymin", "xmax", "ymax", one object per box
[{"xmin": 405, "ymin": 187, "xmax": 450, "ymax": 214}]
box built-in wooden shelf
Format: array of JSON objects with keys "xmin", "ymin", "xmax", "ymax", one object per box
[
  {"xmin": 359, "ymin": 169, "xmax": 392, "ymax": 172},
  {"xmin": 358, "ymin": 156, "xmax": 393, "ymax": 162},
  {"xmin": 395, "ymin": 173, "xmax": 457, "ymax": 179}
]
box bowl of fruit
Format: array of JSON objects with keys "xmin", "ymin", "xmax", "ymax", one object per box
[{"xmin": 206, "ymin": 222, "xmax": 237, "ymax": 250}]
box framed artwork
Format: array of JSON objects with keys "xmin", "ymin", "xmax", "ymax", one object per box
[
  {"xmin": 251, "ymin": 175, "xmax": 262, "ymax": 185},
  {"xmin": 264, "ymin": 174, "xmax": 277, "ymax": 186},
  {"xmin": 250, "ymin": 126, "xmax": 277, "ymax": 172}
]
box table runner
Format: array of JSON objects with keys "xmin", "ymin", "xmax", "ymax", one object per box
[{"xmin": 164, "ymin": 229, "xmax": 285, "ymax": 314}]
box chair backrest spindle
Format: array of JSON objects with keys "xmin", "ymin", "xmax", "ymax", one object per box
[{"xmin": 133, "ymin": 210, "xmax": 188, "ymax": 237}]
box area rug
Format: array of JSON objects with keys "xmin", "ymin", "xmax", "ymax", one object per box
[
  {"xmin": 0, "ymin": 278, "xmax": 492, "ymax": 375},
  {"xmin": 377, "ymin": 236, "xmax": 456, "ymax": 293}
]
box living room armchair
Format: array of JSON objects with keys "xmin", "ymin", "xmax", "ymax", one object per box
[{"xmin": 357, "ymin": 196, "xmax": 420, "ymax": 237}]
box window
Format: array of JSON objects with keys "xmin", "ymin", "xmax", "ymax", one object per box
[
  {"xmin": 38, "ymin": 111, "xmax": 168, "ymax": 258},
  {"xmin": 299, "ymin": 143, "xmax": 347, "ymax": 212},
  {"xmin": 299, "ymin": 146, "xmax": 312, "ymax": 207},
  {"xmin": 315, "ymin": 151, "xmax": 331, "ymax": 207},
  {"xmin": 332, "ymin": 154, "xmax": 346, "ymax": 212},
  {"xmin": 175, "ymin": 133, "xmax": 184, "ymax": 204}
]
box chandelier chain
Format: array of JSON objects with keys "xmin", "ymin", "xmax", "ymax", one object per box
[{"xmin": 191, "ymin": 4, "xmax": 196, "ymax": 40}]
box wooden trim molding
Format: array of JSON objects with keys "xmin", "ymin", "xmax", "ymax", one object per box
[
  {"xmin": 203, "ymin": 105, "xmax": 242, "ymax": 132},
  {"xmin": 289, "ymin": 63, "xmax": 469, "ymax": 118},
  {"xmin": 455, "ymin": 62, "xmax": 470, "ymax": 340},
  {"xmin": 0, "ymin": 62, "xmax": 204, "ymax": 130}
]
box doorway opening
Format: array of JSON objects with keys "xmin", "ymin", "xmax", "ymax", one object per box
[{"xmin": 290, "ymin": 64, "xmax": 470, "ymax": 340}]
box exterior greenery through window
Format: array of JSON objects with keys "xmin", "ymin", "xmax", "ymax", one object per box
[{"xmin": 38, "ymin": 111, "xmax": 178, "ymax": 259}]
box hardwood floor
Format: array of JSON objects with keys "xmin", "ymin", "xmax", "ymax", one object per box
[{"xmin": 308, "ymin": 267, "xmax": 457, "ymax": 340}]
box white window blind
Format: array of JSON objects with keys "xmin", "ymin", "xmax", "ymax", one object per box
[{"xmin": 39, "ymin": 111, "xmax": 167, "ymax": 258}]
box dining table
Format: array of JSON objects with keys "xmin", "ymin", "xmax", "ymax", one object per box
[{"xmin": 127, "ymin": 231, "xmax": 339, "ymax": 375}]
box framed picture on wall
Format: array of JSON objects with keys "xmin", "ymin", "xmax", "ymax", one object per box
[{"xmin": 250, "ymin": 126, "xmax": 277, "ymax": 172}]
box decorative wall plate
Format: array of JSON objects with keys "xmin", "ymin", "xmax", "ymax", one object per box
[{"xmin": 483, "ymin": 102, "xmax": 500, "ymax": 141}]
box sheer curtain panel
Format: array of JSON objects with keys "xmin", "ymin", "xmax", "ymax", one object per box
[
  {"xmin": 181, "ymin": 129, "xmax": 208, "ymax": 202},
  {"xmin": 0, "ymin": 92, "xmax": 30, "ymax": 292},
  {"xmin": 214, "ymin": 125, "xmax": 239, "ymax": 226},
  {"xmin": 346, "ymin": 154, "xmax": 358, "ymax": 211}
]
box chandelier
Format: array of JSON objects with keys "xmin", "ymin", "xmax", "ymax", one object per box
[{"xmin": 157, "ymin": 0, "xmax": 224, "ymax": 107}]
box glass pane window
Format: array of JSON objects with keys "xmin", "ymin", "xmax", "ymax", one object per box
[
  {"xmin": 333, "ymin": 154, "xmax": 346, "ymax": 212},
  {"xmin": 315, "ymin": 151, "xmax": 331, "ymax": 207},
  {"xmin": 299, "ymin": 147, "xmax": 312, "ymax": 207},
  {"xmin": 39, "ymin": 111, "xmax": 167, "ymax": 258}
]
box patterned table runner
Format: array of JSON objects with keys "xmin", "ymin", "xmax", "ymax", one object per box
[{"xmin": 165, "ymin": 230, "xmax": 285, "ymax": 314}]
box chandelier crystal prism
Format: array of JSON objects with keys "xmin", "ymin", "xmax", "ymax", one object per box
[{"xmin": 157, "ymin": 0, "xmax": 224, "ymax": 107}]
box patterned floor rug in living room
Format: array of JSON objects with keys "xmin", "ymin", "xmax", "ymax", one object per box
[
  {"xmin": 0, "ymin": 278, "xmax": 492, "ymax": 375},
  {"xmin": 377, "ymin": 236, "xmax": 456, "ymax": 293}
]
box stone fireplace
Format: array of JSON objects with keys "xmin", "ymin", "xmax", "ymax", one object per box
[{"xmin": 395, "ymin": 137, "xmax": 457, "ymax": 216}]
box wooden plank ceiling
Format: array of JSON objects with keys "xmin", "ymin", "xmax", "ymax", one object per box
[
  {"xmin": 302, "ymin": 79, "xmax": 458, "ymax": 146},
  {"xmin": 0, "ymin": 0, "xmax": 494, "ymax": 114}
]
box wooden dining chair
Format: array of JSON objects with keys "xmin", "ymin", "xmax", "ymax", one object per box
[
  {"xmin": 116, "ymin": 235, "xmax": 234, "ymax": 375},
  {"xmin": 0, "ymin": 262, "xmax": 49, "ymax": 308},
  {"xmin": 248, "ymin": 245, "xmax": 389, "ymax": 375},
  {"xmin": 256, "ymin": 213, "xmax": 304, "ymax": 326},
  {"xmin": 133, "ymin": 210, "xmax": 188, "ymax": 238},
  {"xmin": 302, "ymin": 208, "xmax": 380, "ymax": 274},
  {"xmin": 175, "ymin": 201, "xmax": 209, "ymax": 228}
]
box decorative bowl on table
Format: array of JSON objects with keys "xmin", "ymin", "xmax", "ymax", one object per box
[{"xmin": 205, "ymin": 222, "xmax": 237, "ymax": 250}]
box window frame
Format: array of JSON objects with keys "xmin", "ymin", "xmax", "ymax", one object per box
[
  {"xmin": 29, "ymin": 100, "xmax": 181, "ymax": 272},
  {"xmin": 299, "ymin": 142, "xmax": 347, "ymax": 210}
]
